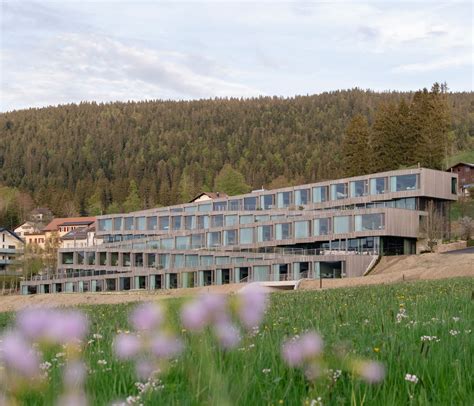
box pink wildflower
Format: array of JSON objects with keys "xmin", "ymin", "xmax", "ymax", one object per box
[
  {"xmin": 114, "ymin": 334, "xmax": 141, "ymax": 360},
  {"xmin": 150, "ymin": 335, "xmax": 183, "ymax": 359},
  {"xmin": 281, "ymin": 332, "xmax": 324, "ymax": 367},
  {"xmin": 180, "ymin": 301, "xmax": 210, "ymax": 331},
  {"xmin": 0, "ymin": 330, "xmax": 41, "ymax": 378},
  {"xmin": 214, "ymin": 322, "xmax": 241, "ymax": 349},
  {"xmin": 359, "ymin": 361, "xmax": 385, "ymax": 383},
  {"xmin": 130, "ymin": 303, "xmax": 163, "ymax": 331},
  {"xmin": 237, "ymin": 283, "xmax": 268, "ymax": 330}
]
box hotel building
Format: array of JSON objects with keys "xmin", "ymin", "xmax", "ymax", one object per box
[{"xmin": 21, "ymin": 167, "xmax": 458, "ymax": 294}]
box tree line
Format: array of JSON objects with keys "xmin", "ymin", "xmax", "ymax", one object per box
[{"xmin": 0, "ymin": 86, "xmax": 472, "ymax": 221}]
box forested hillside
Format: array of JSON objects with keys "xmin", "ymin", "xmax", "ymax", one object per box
[{"xmin": 0, "ymin": 88, "xmax": 473, "ymax": 219}]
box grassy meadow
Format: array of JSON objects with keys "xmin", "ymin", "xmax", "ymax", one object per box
[{"xmin": 1, "ymin": 277, "xmax": 473, "ymax": 405}]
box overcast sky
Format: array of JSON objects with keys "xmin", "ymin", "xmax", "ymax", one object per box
[{"xmin": 0, "ymin": 0, "xmax": 472, "ymax": 112}]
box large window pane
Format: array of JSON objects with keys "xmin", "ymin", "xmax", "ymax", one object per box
[
  {"xmin": 160, "ymin": 238, "xmax": 174, "ymax": 249},
  {"xmin": 184, "ymin": 216, "xmax": 195, "ymax": 230},
  {"xmin": 173, "ymin": 254, "xmax": 184, "ymax": 268},
  {"xmin": 176, "ymin": 236, "xmax": 190, "ymax": 249},
  {"xmin": 275, "ymin": 223, "xmax": 291, "ymax": 240},
  {"xmin": 294, "ymin": 221, "xmax": 309, "ymax": 238},
  {"xmin": 196, "ymin": 216, "xmax": 209, "ymax": 229},
  {"xmin": 313, "ymin": 218, "xmax": 330, "ymax": 236},
  {"xmin": 334, "ymin": 216, "xmax": 351, "ymax": 234},
  {"xmin": 239, "ymin": 228, "xmax": 254, "ymax": 244},
  {"xmin": 147, "ymin": 216, "xmax": 157, "ymax": 230},
  {"xmin": 295, "ymin": 189, "xmax": 309, "ymax": 205},
  {"xmin": 200, "ymin": 255, "xmax": 214, "ymax": 266},
  {"xmin": 185, "ymin": 255, "xmax": 199, "ymax": 268},
  {"xmin": 198, "ymin": 203, "xmax": 212, "ymax": 212},
  {"xmin": 136, "ymin": 217, "xmax": 146, "ymax": 231},
  {"xmin": 225, "ymin": 215, "xmax": 238, "ymax": 226},
  {"xmin": 390, "ymin": 174, "xmax": 418, "ymax": 192},
  {"xmin": 257, "ymin": 225, "xmax": 273, "ymax": 242},
  {"xmin": 171, "ymin": 216, "xmax": 182, "ymax": 230},
  {"xmin": 260, "ymin": 194, "xmax": 274, "ymax": 210},
  {"xmin": 312, "ymin": 186, "xmax": 328, "ymax": 203},
  {"xmin": 124, "ymin": 217, "xmax": 134, "ymax": 231},
  {"xmin": 224, "ymin": 229, "xmax": 237, "ymax": 245},
  {"xmin": 277, "ymin": 191, "xmax": 293, "ymax": 208},
  {"xmin": 213, "ymin": 201, "xmax": 227, "ymax": 211},
  {"xmin": 370, "ymin": 177, "xmax": 387, "ymax": 195},
  {"xmin": 211, "ymin": 215, "xmax": 224, "ymax": 227},
  {"xmin": 244, "ymin": 197, "xmax": 257, "ymax": 210},
  {"xmin": 331, "ymin": 183, "xmax": 348, "ymax": 200},
  {"xmin": 240, "ymin": 215, "xmax": 254, "ymax": 224},
  {"xmin": 350, "ymin": 180, "xmax": 368, "ymax": 197},
  {"xmin": 113, "ymin": 217, "xmax": 122, "ymax": 231},
  {"xmin": 191, "ymin": 233, "xmax": 204, "ymax": 248},
  {"xmin": 228, "ymin": 199, "xmax": 241, "ymax": 210},
  {"xmin": 159, "ymin": 217, "xmax": 169, "ymax": 231},
  {"xmin": 207, "ymin": 232, "xmax": 221, "ymax": 247},
  {"xmin": 355, "ymin": 214, "xmax": 384, "ymax": 231},
  {"xmin": 98, "ymin": 219, "xmax": 112, "ymax": 232}
]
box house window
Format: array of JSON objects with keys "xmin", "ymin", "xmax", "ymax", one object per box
[
  {"xmin": 451, "ymin": 178, "xmax": 457, "ymax": 194},
  {"xmin": 257, "ymin": 225, "xmax": 273, "ymax": 242},
  {"xmin": 331, "ymin": 183, "xmax": 348, "ymax": 200},
  {"xmin": 354, "ymin": 214, "xmax": 384, "ymax": 231},
  {"xmin": 390, "ymin": 174, "xmax": 418, "ymax": 192},
  {"xmin": 334, "ymin": 216, "xmax": 351, "ymax": 234},
  {"xmin": 350, "ymin": 180, "xmax": 368, "ymax": 197},
  {"xmin": 260, "ymin": 194, "xmax": 274, "ymax": 210},
  {"xmin": 313, "ymin": 218, "xmax": 330, "ymax": 236},
  {"xmin": 294, "ymin": 221, "xmax": 309, "ymax": 238},
  {"xmin": 295, "ymin": 189, "xmax": 310, "ymax": 205},
  {"xmin": 277, "ymin": 191, "xmax": 293, "ymax": 208},
  {"xmin": 275, "ymin": 223, "xmax": 291, "ymax": 240}
]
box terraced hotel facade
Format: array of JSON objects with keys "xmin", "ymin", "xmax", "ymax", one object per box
[{"xmin": 21, "ymin": 167, "xmax": 458, "ymax": 294}]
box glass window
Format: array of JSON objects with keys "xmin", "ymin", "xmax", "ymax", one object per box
[
  {"xmin": 405, "ymin": 198, "xmax": 416, "ymax": 210},
  {"xmin": 147, "ymin": 253, "xmax": 156, "ymax": 267},
  {"xmin": 355, "ymin": 214, "xmax": 384, "ymax": 231},
  {"xmin": 207, "ymin": 231, "xmax": 221, "ymax": 247},
  {"xmin": 200, "ymin": 255, "xmax": 214, "ymax": 266},
  {"xmin": 243, "ymin": 197, "xmax": 257, "ymax": 210},
  {"xmin": 213, "ymin": 201, "xmax": 227, "ymax": 211},
  {"xmin": 123, "ymin": 253, "xmax": 131, "ymax": 267},
  {"xmin": 390, "ymin": 174, "xmax": 418, "ymax": 192},
  {"xmin": 77, "ymin": 252, "xmax": 85, "ymax": 265},
  {"xmin": 275, "ymin": 223, "xmax": 291, "ymax": 240},
  {"xmin": 257, "ymin": 225, "xmax": 273, "ymax": 242},
  {"xmin": 239, "ymin": 228, "xmax": 254, "ymax": 244},
  {"xmin": 350, "ymin": 180, "xmax": 368, "ymax": 197},
  {"xmin": 160, "ymin": 238, "xmax": 174, "ymax": 249},
  {"xmin": 176, "ymin": 236, "xmax": 190, "ymax": 249},
  {"xmin": 98, "ymin": 219, "xmax": 112, "ymax": 232},
  {"xmin": 331, "ymin": 183, "xmax": 348, "ymax": 200},
  {"xmin": 159, "ymin": 254, "xmax": 170, "ymax": 269},
  {"xmin": 295, "ymin": 189, "xmax": 309, "ymax": 205},
  {"xmin": 225, "ymin": 215, "xmax": 238, "ymax": 226},
  {"xmin": 196, "ymin": 215, "xmax": 209, "ymax": 229},
  {"xmin": 260, "ymin": 194, "xmax": 274, "ymax": 210},
  {"xmin": 173, "ymin": 254, "xmax": 184, "ymax": 268},
  {"xmin": 211, "ymin": 215, "xmax": 224, "ymax": 227},
  {"xmin": 171, "ymin": 216, "xmax": 182, "ymax": 230},
  {"xmin": 86, "ymin": 252, "xmax": 95, "ymax": 265},
  {"xmin": 294, "ymin": 221, "xmax": 309, "ymax": 238},
  {"xmin": 277, "ymin": 191, "xmax": 293, "ymax": 208},
  {"xmin": 334, "ymin": 216, "xmax": 351, "ymax": 234},
  {"xmin": 171, "ymin": 207, "xmax": 183, "ymax": 213},
  {"xmin": 255, "ymin": 215, "xmax": 269, "ymax": 222},
  {"xmin": 240, "ymin": 215, "xmax": 254, "ymax": 224},
  {"xmin": 184, "ymin": 205, "xmax": 197, "ymax": 213},
  {"xmin": 159, "ymin": 217, "xmax": 169, "ymax": 230},
  {"xmin": 191, "ymin": 233, "xmax": 204, "ymax": 248},
  {"xmin": 216, "ymin": 256, "xmax": 230, "ymax": 265},
  {"xmin": 224, "ymin": 229, "xmax": 237, "ymax": 245},
  {"xmin": 136, "ymin": 217, "xmax": 146, "ymax": 231},
  {"xmin": 147, "ymin": 216, "xmax": 157, "ymax": 230},
  {"xmin": 184, "ymin": 216, "xmax": 195, "ymax": 230},
  {"xmin": 112, "ymin": 217, "xmax": 122, "ymax": 232},
  {"xmin": 228, "ymin": 199, "xmax": 241, "ymax": 210},
  {"xmin": 124, "ymin": 217, "xmax": 134, "ymax": 231},
  {"xmin": 370, "ymin": 177, "xmax": 387, "ymax": 195},
  {"xmin": 198, "ymin": 203, "xmax": 212, "ymax": 212},
  {"xmin": 451, "ymin": 177, "xmax": 457, "ymax": 194},
  {"xmin": 185, "ymin": 255, "xmax": 199, "ymax": 268},
  {"xmin": 313, "ymin": 218, "xmax": 330, "ymax": 236},
  {"xmin": 312, "ymin": 186, "xmax": 328, "ymax": 203},
  {"xmin": 62, "ymin": 252, "xmax": 74, "ymax": 265}
]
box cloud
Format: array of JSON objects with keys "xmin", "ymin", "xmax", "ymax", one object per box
[
  {"xmin": 1, "ymin": 33, "xmax": 262, "ymax": 111},
  {"xmin": 392, "ymin": 54, "xmax": 473, "ymax": 73}
]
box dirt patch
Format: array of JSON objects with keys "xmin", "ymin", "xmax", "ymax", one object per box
[{"xmin": 300, "ymin": 253, "xmax": 473, "ymax": 291}]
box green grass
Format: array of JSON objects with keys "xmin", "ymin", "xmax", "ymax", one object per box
[
  {"xmin": 451, "ymin": 199, "xmax": 474, "ymax": 221},
  {"xmin": 1, "ymin": 278, "xmax": 473, "ymax": 405},
  {"xmin": 447, "ymin": 150, "xmax": 474, "ymax": 167}
]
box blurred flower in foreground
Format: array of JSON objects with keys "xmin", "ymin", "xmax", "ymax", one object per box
[
  {"xmin": 0, "ymin": 330, "xmax": 41, "ymax": 378},
  {"xmin": 282, "ymin": 332, "xmax": 324, "ymax": 367},
  {"xmin": 114, "ymin": 302, "xmax": 183, "ymax": 380},
  {"xmin": 237, "ymin": 283, "xmax": 269, "ymax": 330},
  {"xmin": 356, "ymin": 361, "xmax": 385, "ymax": 384}
]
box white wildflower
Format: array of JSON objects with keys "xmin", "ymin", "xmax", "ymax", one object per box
[{"xmin": 405, "ymin": 373, "xmax": 419, "ymax": 384}]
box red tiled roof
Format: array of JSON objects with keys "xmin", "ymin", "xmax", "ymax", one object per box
[
  {"xmin": 189, "ymin": 192, "xmax": 228, "ymax": 202},
  {"xmin": 43, "ymin": 217, "xmax": 95, "ymax": 232}
]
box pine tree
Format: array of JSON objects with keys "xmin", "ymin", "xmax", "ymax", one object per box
[
  {"xmin": 123, "ymin": 180, "xmax": 141, "ymax": 212},
  {"xmin": 371, "ymin": 103, "xmax": 401, "ymax": 172},
  {"xmin": 341, "ymin": 114, "xmax": 372, "ymax": 177},
  {"xmin": 214, "ymin": 164, "xmax": 250, "ymax": 196}
]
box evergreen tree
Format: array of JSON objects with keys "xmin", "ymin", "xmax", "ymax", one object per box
[
  {"xmin": 371, "ymin": 103, "xmax": 401, "ymax": 172},
  {"xmin": 123, "ymin": 180, "xmax": 141, "ymax": 212},
  {"xmin": 341, "ymin": 114, "xmax": 372, "ymax": 177},
  {"xmin": 214, "ymin": 164, "xmax": 250, "ymax": 196}
]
